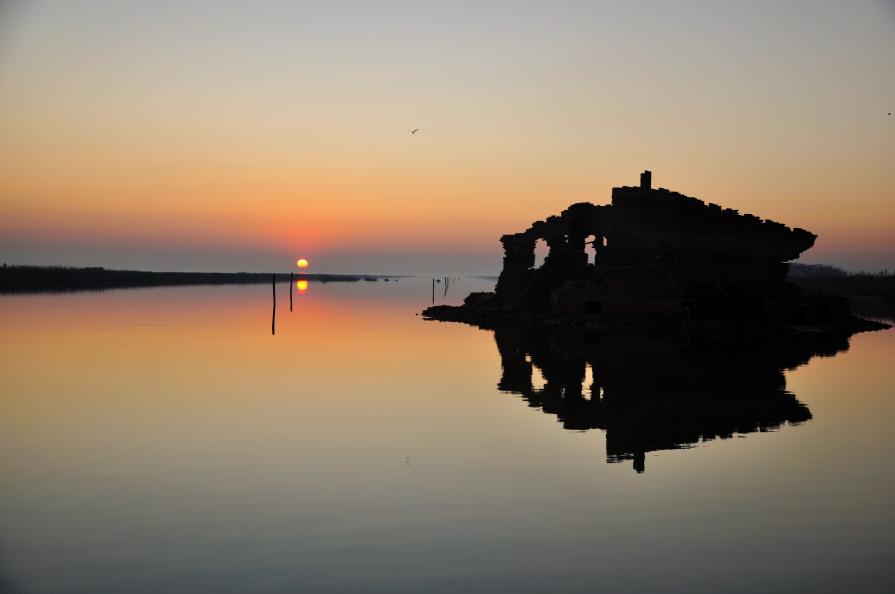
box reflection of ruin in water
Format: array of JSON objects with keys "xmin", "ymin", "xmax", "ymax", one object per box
[{"xmin": 493, "ymin": 328, "xmax": 851, "ymax": 473}]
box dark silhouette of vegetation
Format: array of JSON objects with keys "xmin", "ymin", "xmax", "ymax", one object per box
[
  {"xmin": 788, "ymin": 263, "xmax": 895, "ymax": 302},
  {"xmin": 787, "ymin": 263, "xmax": 849, "ymax": 278}
]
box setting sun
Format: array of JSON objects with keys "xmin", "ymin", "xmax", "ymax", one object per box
[
  {"xmin": 296, "ymin": 258, "xmax": 309, "ymax": 269},
  {"xmin": 296, "ymin": 279, "xmax": 308, "ymax": 292}
]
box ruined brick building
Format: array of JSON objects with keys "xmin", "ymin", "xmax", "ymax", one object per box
[
  {"xmin": 495, "ymin": 170, "xmax": 816, "ymax": 319},
  {"xmin": 426, "ymin": 171, "xmax": 870, "ymax": 336}
]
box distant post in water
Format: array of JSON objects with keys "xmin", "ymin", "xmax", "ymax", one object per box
[
  {"xmin": 290, "ymin": 272, "xmax": 294, "ymax": 312},
  {"xmin": 271, "ymin": 274, "xmax": 277, "ymax": 335}
]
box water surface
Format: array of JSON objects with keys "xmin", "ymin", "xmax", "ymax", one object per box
[{"xmin": 1, "ymin": 279, "xmax": 893, "ymax": 593}]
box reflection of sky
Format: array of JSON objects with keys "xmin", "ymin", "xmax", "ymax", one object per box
[
  {"xmin": 1, "ymin": 1, "xmax": 894, "ymax": 272},
  {"xmin": 0, "ymin": 280, "xmax": 894, "ymax": 592}
]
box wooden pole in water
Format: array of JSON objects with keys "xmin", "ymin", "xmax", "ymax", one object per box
[
  {"xmin": 290, "ymin": 272, "xmax": 294, "ymax": 312},
  {"xmin": 431, "ymin": 277, "xmax": 435, "ymax": 304},
  {"xmin": 271, "ymin": 274, "xmax": 276, "ymax": 335}
]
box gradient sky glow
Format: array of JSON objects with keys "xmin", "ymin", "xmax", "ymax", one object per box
[{"xmin": 1, "ymin": 0, "xmax": 893, "ymax": 273}]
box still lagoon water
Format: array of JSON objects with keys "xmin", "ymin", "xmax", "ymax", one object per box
[{"xmin": 1, "ymin": 278, "xmax": 893, "ymax": 593}]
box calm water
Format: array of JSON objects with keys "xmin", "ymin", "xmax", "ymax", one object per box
[{"xmin": 1, "ymin": 279, "xmax": 893, "ymax": 593}]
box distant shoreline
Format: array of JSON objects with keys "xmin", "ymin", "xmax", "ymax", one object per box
[
  {"xmin": 4, "ymin": 264, "xmax": 891, "ymax": 303},
  {"xmin": 0, "ymin": 265, "xmax": 403, "ymax": 294}
]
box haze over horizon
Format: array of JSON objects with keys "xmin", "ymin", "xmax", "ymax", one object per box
[{"xmin": 1, "ymin": 0, "xmax": 893, "ymax": 274}]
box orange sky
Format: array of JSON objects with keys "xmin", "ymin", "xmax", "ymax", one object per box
[{"xmin": 1, "ymin": 1, "xmax": 893, "ymax": 273}]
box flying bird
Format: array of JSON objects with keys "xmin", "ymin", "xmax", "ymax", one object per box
[{"xmin": 409, "ymin": 128, "xmax": 419, "ymax": 134}]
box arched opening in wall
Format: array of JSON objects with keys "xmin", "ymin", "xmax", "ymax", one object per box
[
  {"xmin": 585, "ymin": 235, "xmax": 598, "ymax": 265},
  {"xmin": 530, "ymin": 363, "xmax": 546, "ymax": 392},
  {"xmin": 582, "ymin": 363, "xmax": 594, "ymax": 401},
  {"xmin": 533, "ymin": 238, "xmax": 548, "ymax": 269}
]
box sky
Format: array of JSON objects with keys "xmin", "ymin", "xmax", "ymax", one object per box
[{"xmin": 1, "ymin": 0, "xmax": 893, "ymax": 274}]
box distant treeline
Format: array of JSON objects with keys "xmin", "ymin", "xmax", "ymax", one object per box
[
  {"xmin": 0, "ymin": 265, "xmax": 374, "ymax": 294},
  {"xmin": 788, "ymin": 263, "xmax": 895, "ymax": 302}
]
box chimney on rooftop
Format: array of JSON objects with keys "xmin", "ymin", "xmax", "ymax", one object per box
[{"xmin": 640, "ymin": 170, "xmax": 652, "ymax": 190}]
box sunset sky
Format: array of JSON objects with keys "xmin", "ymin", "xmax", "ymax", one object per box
[{"xmin": 1, "ymin": 0, "xmax": 893, "ymax": 274}]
